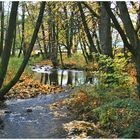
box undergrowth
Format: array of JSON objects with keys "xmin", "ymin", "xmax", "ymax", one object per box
[
  {"xmin": 4, "ymin": 56, "xmax": 33, "ymax": 85},
  {"xmin": 66, "ymin": 53, "xmax": 140, "ymax": 138},
  {"xmin": 59, "ymin": 53, "xmax": 98, "ymax": 70}
]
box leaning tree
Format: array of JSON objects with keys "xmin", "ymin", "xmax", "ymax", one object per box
[
  {"xmin": 0, "ymin": 1, "xmax": 46, "ymax": 99},
  {"xmin": 103, "ymin": 2, "xmax": 140, "ymax": 98}
]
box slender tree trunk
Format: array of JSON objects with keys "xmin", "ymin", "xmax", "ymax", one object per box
[
  {"xmin": 12, "ymin": 27, "xmax": 16, "ymax": 56},
  {"xmin": 41, "ymin": 23, "xmax": 48, "ymax": 58},
  {"xmin": 103, "ymin": 2, "xmax": 140, "ymax": 97},
  {"xmin": 63, "ymin": 6, "xmax": 74, "ymax": 58},
  {"xmin": 67, "ymin": 49, "xmax": 71, "ymax": 58},
  {"xmin": 55, "ymin": 22, "xmax": 59, "ymax": 65},
  {"xmin": 21, "ymin": 5, "xmax": 24, "ymax": 56},
  {"xmin": 59, "ymin": 44, "xmax": 64, "ymax": 67},
  {"xmin": 0, "ymin": 2, "xmax": 4, "ymax": 56},
  {"xmin": 117, "ymin": 2, "xmax": 140, "ymax": 97},
  {"xmin": 77, "ymin": 2, "xmax": 98, "ymax": 57},
  {"xmin": 117, "ymin": 2, "xmax": 138, "ymax": 47},
  {"xmin": 94, "ymin": 31, "xmax": 101, "ymax": 54},
  {"xmin": 47, "ymin": 3, "xmax": 52, "ymax": 59},
  {"xmin": 18, "ymin": 2, "xmax": 25, "ymax": 58},
  {"xmin": 49, "ymin": 3, "xmax": 58, "ymax": 67},
  {"xmin": 103, "ymin": 2, "xmax": 134, "ymax": 54},
  {"xmin": 25, "ymin": 3, "xmax": 44, "ymax": 59},
  {"xmin": 51, "ymin": 4, "xmax": 58, "ymax": 67},
  {"xmin": 82, "ymin": 36, "xmax": 91, "ymax": 61},
  {"xmin": 0, "ymin": 2, "xmax": 19, "ymax": 88},
  {"xmin": 68, "ymin": 11, "xmax": 74, "ymax": 57},
  {"xmin": 80, "ymin": 37, "xmax": 89, "ymax": 64},
  {"xmin": 72, "ymin": 36, "xmax": 78, "ymax": 54},
  {"xmin": 135, "ymin": 48, "xmax": 140, "ymax": 98},
  {"xmin": 0, "ymin": 2, "xmax": 46, "ymax": 98},
  {"xmin": 51, "ymin": 17, "xmax": 57, "ymax": 66}
]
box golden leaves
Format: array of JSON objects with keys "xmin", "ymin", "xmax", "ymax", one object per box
[{"xmin": 6, "ymin": 75, "xmax": 64, "ymax": 99}]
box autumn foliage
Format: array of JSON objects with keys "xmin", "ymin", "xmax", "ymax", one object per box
[{"xmin": 6, "ymin": 75, "xmax": 64, "ymax": 99}]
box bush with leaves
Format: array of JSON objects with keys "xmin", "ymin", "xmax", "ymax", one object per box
[
  {"xmin": 65, "ymin": 53, "xmax": 139, "ymax": 138},
  {"xmin": 97, "ymin": 53, "xmax": 131, "ymax": 87}
]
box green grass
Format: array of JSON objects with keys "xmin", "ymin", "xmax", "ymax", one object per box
[
  {"xmin": 58, "ymin": 53, "xmax": 98, "ymax": 70},
  {"xmin": 69, "ymin": 82, "xmax": 139, "ymax": 138},
  {"xmin": 8, "ymin": 56, "xmax": 32, "ymax": 73},
  {"xmin": 3, "ymin": 56, "xmax": 33, "ymax": 85}
]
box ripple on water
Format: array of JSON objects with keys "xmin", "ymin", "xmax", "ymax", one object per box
[
  {"xmin": 0, "ymin": 68, "xmax": 82, "ymax": 138},
  {"xmin": 32, "ymin": 65, "xmax": 99, "ymax": 87}
]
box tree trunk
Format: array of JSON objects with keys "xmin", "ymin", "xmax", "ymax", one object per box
[
  {"xmin": 0, "ymin": 2, "xmax": 4, "ymax": 56},
  {"xmin": 12, "ymin": 27, "xmax": 16, "ymax": 56},
  {"xmin": 77, "ymin": 2, "xmax": 98, "ymax": 56},
  {"xmin": 67, "ymin": 48, "xmax": 72, "ymax": 57},
  {"xmin": 68, "ymin": 11, "xmax": 74, "ymax": 57},
  {"xmin": 117, "ymin": 2, "xmax": 138, "ymax": 47},
  {"xmin": 0, "ymin": 2, "xmax": 46, "ymax": 98},
  {"xmin": 135, "ymin": 59, "xmax": 140, "ymax": 98},
  {"xmin": 103, "ymin": 2, "xmax": 134, "ymax": 55},
  {"xmin": 25, "ymin": 3, "xmax": 44, "ymax": 59},
  {"xmin": 59, "ymin": 44, "xmax": 64, "ymax": 67},
  {"xmin": 94, "ymin": 31, "xmax": 101, "ymax": 54},
  {"xmin": 51, "ymin": 17, "xmax": 58, "ymax": 67},
  {"xmin": 117, "ymin": 2, "xmax": 140, "ymax": 97},
  {"xmin": 103, "ymin": 2, "xmax": 140, "ymax": 97},
  {"xmin": 0, "ymin": 2, "xmax": 19, "ymax": 88},
  {"xmin": 99, "ymin": 2, "xmax": 113, "ymax": 58},
  {"xmin": 48, "ymin": 3, "xmax": 58, "ymax": 67},
  {"xmin": 79, "ymin": 37, "xmax": 89, "ymax": 64},
  {"xmin": 82, "ymin": 36, "xmax": 91, "ymax": 61},
  {"xmin": 18, "ymin": 2, "xmax": 25, "ymax": 58},
  {"xmin": 47, "ymin": 3, "xmax": 52, "ymax": 59},
  {"xmin": 41, "ymin": 23, "xmax": 48, "ymax": 58},
  {"xmin": 63, "ymin": 6, "xmax": 72, "ymax": 58}
]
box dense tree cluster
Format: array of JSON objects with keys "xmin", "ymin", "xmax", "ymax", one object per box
[{"xmin": 0, "ymin": 1, "xmax": 140, "ymax": 99}]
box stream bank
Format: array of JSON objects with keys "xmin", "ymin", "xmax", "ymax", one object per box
[
  {"xmin": 0, "ymin": 89, "xmax": 76, "ymax": 138},
  {"xmin": 0, "ymin": 65, "xmax": 100, "ymax": 138}
]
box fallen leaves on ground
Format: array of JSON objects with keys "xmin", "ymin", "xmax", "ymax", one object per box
[
  {"xmin": 5, "ymin": 75, "xmax": 64, "ymax": 99},
  {"xmin": 63, "ymin": 120, "xmax": 117, "ymax": 139},
  {"xmin": 48, "ymin": 100, "xmax": 70, "ymax": 120},
  {"xmin": 33, "ymin": 59, "xmax": 53, "ymax": 66},
  {"xmin": 49, "ymin": 111, "xmax": 67, "ymax": 119}
]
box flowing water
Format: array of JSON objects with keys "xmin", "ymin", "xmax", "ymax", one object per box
[
  {"xmin": 0, "ymin": 90, "xmax": 75, "ymax": 138},
  {"xmin": 0, "ymin": 65, "xmax": 97, "ymax": 138},
  {"xmin": 32, "ymin": 65, "xmax": 98, "ymax": 86}
]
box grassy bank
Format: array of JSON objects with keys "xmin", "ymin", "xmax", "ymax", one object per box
[
  {"xmin": 32, "ymin": 53, "xmax": 98, "ymax": 71},
  {"xmin": 62, "ymin": 83, "xmax": 139, "ymax": 138},
  {"xmin": 59, "ymin": 54, "xmax": 139, "ymax": 138},
  {"xmin": 4, "ymin": 56, "xmax": 32, "ymax": 86}
]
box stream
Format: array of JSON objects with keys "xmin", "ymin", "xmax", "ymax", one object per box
[
  {"xmin": 32, "ymin": 65, "xmax": 98, "ymax": 86},
  {"xmin": 0, "ymin": 65, "xmax": 96, "ymax": 138},
  {"xmin": 0, "ymin": 90, "xmax": 75, "ymax": 138}
]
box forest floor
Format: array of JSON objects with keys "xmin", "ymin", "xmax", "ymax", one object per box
[
  {"xmin": 2, "ymin": 54, "xmax": 140, "ymax": 138},
  {"xmin": 5, "ymin": 74, "xmax": 65, "ymax": 99},
  {"xmin": 30, "ymin": 55, "xmax": 140, "ymax": 138},
  {"xmin": 32, "ymin": 54, "xmax": 99, "ymax": 71},
  {"xmin": 6, "ymin": 75, "xmax": 139, "ymax": 138}
]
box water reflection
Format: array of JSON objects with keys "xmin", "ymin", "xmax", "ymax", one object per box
[
  {"xmin": 0, "ymin": 118, "xmax": 4, "ymax": 130},
  {"xmin": 0, "ymin": 102, "xmax": 7, "ymax": 132},
  {"xmin": 32, "ymin": 66, "xmax": 98, "ymax": 86}
]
